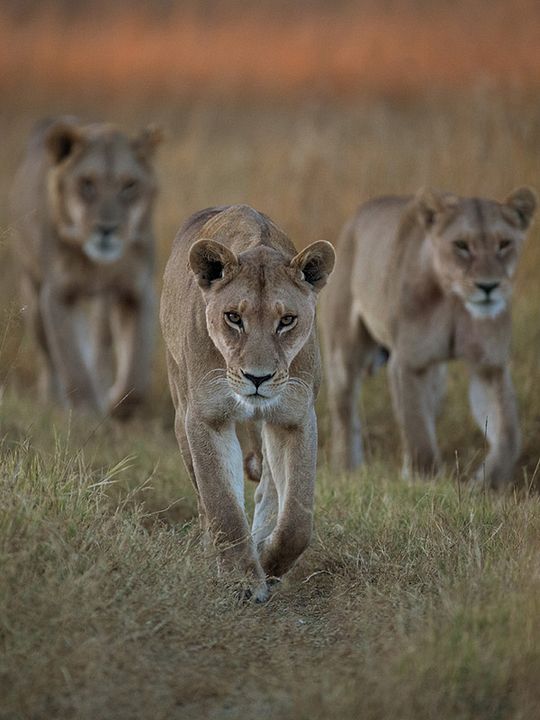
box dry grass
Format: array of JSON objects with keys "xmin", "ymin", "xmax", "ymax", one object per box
[
  {"xmin": 1, "ymin": 398, "xmax": 540, "ymax": 719},
  {"xmin": 1, "ymin": 43, "xmax": 540, "ymax": 719}
]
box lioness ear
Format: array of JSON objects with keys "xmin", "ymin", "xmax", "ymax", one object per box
[
  {"xmin": 189, "ymin": 239, "xmax": 239, "ymax": 289},
  {"xmin": 290, "ymin": 240, "xmax": 335, "ymax": 292},
  {"xmin": 45, "ymin": 121, "xmax": 84, "ymax": 164},
  {"xmin": 504, "ymin": 186, "xmax": 537, "ymax": 229},
  {"xmin": 133, "ymin": 125, "xmax": 163, "ymax": 160},
  {"xmin": 415, "ymin": 187, "xmax": 458, "ymax": 228}
]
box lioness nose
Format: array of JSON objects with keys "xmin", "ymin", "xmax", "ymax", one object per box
[
  {"xmin": 476, "ymin": 282, "xmax": 499, "ymax": 296},
  {"xmin": 242, "ymin": 371, "xmax": 274, "ymax": 388},
  {"xmin": 98, "ymin": 225, "xmax": 118, "ymax": 237}
]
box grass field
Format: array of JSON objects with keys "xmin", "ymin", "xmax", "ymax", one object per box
[{"xmin": 1, "ymin": 5, "xmax": 540, "ymax": 715}]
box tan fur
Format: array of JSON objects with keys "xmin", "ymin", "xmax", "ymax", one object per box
[
  {"xmin": 160, "ymin": 205, "xmax": 335, "ymax": 600},
  {"xmin": 10, "ymin": 117, "xmax": 161, "ymax": 417},
  {"xmin": 323, "ymin": 187, "xmax": 536, "ymax": 489}
]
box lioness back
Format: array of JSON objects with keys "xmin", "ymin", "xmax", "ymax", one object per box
[{"xmin": 325, "ymin": 196, "xmax": 414, "ymax": 350}]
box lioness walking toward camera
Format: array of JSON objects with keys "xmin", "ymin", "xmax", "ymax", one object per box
[
  {"xmin": 160, "ymin": 205, "xmax": 335, "ymax": 601},
  {"xmin": 10, "ymin": 117, "xmax": 161, "ymax": 417},
  {"xmin": 323, "ymin": 188, "xmax": 536, "ymax": 489}
]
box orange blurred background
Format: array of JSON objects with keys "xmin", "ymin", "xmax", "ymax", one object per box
[{"xmin": 2, "ymin": 0, "xmax": 540, "ymax": 101}]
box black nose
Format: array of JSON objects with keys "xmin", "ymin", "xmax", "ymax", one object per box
[
  {"xmin": 97, "ymin": 225, "xmax": 118, "ymax": 237},
  {"xmin": 242, "ymin": 371, "xmax": 274, "ymax": 388},
  {"xmin": 476, "ymin": 282, "xmax": 499, "ymax": 296}
]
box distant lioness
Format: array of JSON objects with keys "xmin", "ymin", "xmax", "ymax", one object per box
[
  {"xmin": 323, "ymin": 188, "xmax": 536, "ymax": 489},
  {"xmin": 160, "ymin": 205, "xmax": 335, "ymax": 601},
  {"xmin": 10, "ymin": 117, "xmax": 161, "ymax": 417}
]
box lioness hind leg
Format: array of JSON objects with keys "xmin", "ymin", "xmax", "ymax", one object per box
[
  {"xmin": 252, "ymin": 447, "xmax": 279, "ymax": 546},
  {"xmin": 237, "ymin": 420, "xmax": 263, "ymax": 482},
  {"xmin": 325, "ymin": 316, "xmax": 376, "ymax": 471},
  {"xmin": 468, "ymin": 366, "xmax": 520, "ymax": 489}
]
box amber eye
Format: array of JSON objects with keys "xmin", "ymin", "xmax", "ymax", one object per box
[
  {"xmin": 277, "ymin": 314, "xmax": 297, "ymax": 332},
  {"xmin": 120, "ymin": 178, "xmax": 139, "ymax": 201},
  {"xmin": 225, "ymin": 311, "xmax": 243, "ymax": 329},
  {"xmin": 498, "ymin": 239, "xmax": 513, "ymax": 253},
  {"xmin": 79, "ymin": 177, "xmax": 97, "ymax": 202},
  {"xmin": 453, "ymin": 239, "xmax": 470, "ymax": 256}
]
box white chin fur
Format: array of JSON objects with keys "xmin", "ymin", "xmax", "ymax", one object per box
[
  {"xmin": 83, "ymin": 237, "xmax": 124, "ymax": 265},
  {"xmin": 465, "ymin": 299, "xmax": 506, "ymax": 319},
  {"xmin": 236, "ymin": 394, "xmax": 280, "ymax": 410}
]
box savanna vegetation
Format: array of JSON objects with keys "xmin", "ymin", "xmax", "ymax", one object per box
[{"xmin": 1, "ymin": 2, "xmax": 540, "ymax": 717}]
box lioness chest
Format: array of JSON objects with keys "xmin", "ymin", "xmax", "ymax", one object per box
[{"xmin": 46, "ymin": 242, "xmax": 152, "ymax": 297}]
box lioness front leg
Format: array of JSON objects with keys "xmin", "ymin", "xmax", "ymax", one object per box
[
  {"xmin": 39, "ymin": 284, "xmax": 100, "ymax": 410},
  {"xmin": 21, "ymin": 275, "xmax": 62, "ymax": 403},
  {"xmin": 389, "ymin": 357, "xmax": 442, "ymax": 478},
  {"xmin": 468, "ymin": 365, "xmax": 520, "ymax": 489},
  {"xmin": 185, "ymin": 408, "xmax": 268, "ymax": 602},
  {"xmin": 257, "ymin": 408, "xmax": 317, "ymax": 578},
  {"xmin": 107, "ymin": 287, "xmax": 155, "ymax": 419}
]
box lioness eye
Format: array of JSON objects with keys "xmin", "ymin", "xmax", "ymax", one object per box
[
  {"xmin": 79, "ymin": 177, "xmax": 96, "ymax": 201},
  {"xmin": 225, "ymin": 311, "xmax": 243, "ymax": 328},
  {"xmin": 499, "ymin": 239, "xmax": 512, "ymax": 252},
  {"xmin": 120, "ymin": 179, "xmax": 139, "ymax": 200},
  {"xmin": 453, "ymin": 239, "xmax": 470, "ymax": 256},
  {"xmin": 278, "ymin": 315, "xmax": 297, "ymax": 332}
]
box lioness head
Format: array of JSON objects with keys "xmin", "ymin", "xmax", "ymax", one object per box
[
  {"xmin": 189, "ymin": 239, "xmax": 335, "ymax": 406},
  {"xmin": 45, "ymin": 119, "xmax": 162, "ymax": 264},
  {"xmin": 416, "ymin": 187, "xmax": 536, "ymax": 318}
]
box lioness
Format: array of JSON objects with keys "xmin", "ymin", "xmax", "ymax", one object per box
[
  {"xmin": 160, "ymin": 205, "xmax": 335, "ymax": 601},
  {"xmin": 323, "ymin": 188, "xmax": 536, "ymax": 489},
  {"xmin": 10, "ymin": 117, "xmax": 161, "ymax": 417}
]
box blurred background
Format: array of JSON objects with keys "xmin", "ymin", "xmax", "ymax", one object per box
[
  {"xmin": 2, "ymin": 0, "xmax": 540, "ymax": 99},
  {"xmin": 1, "ymin": 0, "xmax": 539, "ymax": 473}
]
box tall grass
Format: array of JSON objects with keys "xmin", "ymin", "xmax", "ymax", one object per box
[{"xmin": 1, "ymin": 423, "xmax": 539, "ymax": 719}]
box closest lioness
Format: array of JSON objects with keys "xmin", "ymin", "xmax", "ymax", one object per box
[
  {"xmin": 10, "ymin": 117, "xmax": 161, "ymax": 417},
  {"xmin": 323, "ymin": 188, "xmax": 536, "ymax": 489},
  {"xmin": 160, "ymin": 205, "xmax": 335, "ymax": 601}
]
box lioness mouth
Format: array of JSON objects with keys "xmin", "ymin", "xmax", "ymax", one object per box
[
  {"xmin": 471, "ymin": 298, "xmax": 503, "ymax": 309},
  {"xmin": 244, "ymin": 392, "xmax": 275, "ymax": 403},
  {"xmin": 84, "ymin": 236, "xmax": 124, "ymax": 264}
]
